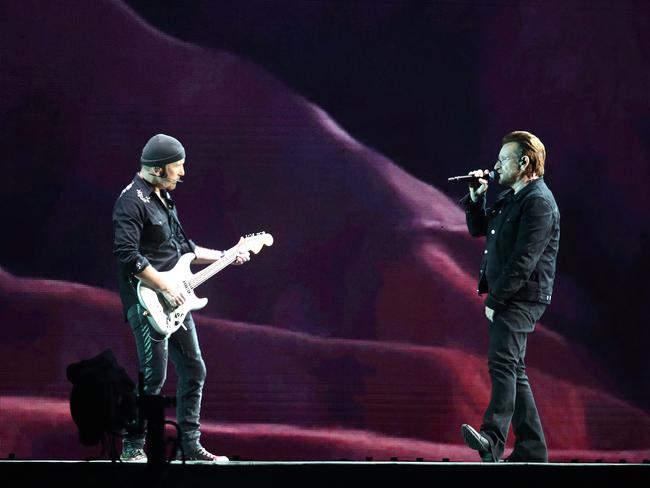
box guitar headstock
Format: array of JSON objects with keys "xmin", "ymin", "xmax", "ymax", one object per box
[{"xmin": 243, "ymin": 231, "xmax": 274, "ymax": 254}]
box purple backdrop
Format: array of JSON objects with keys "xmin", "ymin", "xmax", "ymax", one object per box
[{"xmin": 1, "ymin": 0, "xmax": 649, "ymax": 461}]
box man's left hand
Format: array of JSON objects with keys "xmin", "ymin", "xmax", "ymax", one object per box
[
  {"xmin": 233, "ymin": 237, "xmax": 251, "ymax": 265},
  {"xmin": 485, "ymin": 306, "xmax": 495, "ymax": 322}
]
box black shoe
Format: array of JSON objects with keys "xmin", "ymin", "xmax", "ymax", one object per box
[
  {"xmin": 504, "ymin": 453, "xmax": 547, "ymax": 463},
  {"xmin": 177, "ymin": 445, "xmax": 229, "ymax": 462},
  {"xmin": 461, "ymin": 424, "xmax": 496, "ymax": 462}
]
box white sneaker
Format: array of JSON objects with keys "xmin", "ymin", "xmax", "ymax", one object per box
[
  {"xmin": 179, "ymin": 445, "xmax": 229, "ymax": 462},
  {"xmin": 120, "ymin": 447, "xmax": 147, "ymax": 463}
]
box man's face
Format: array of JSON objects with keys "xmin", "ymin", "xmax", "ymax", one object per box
[
  {"xmin": 162, "ymin": 159, "xmax": 185, "ymax": 190},
  {"xmin": 494, "ymin": 142, "xmax": 522, "ymax": 186}
]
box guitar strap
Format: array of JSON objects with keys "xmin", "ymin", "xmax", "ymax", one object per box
[
  {"xmin": 171, "ymin": 208, "xmax": 192, "ymax": 244},
  {"xmin": 163, "ymin": 191, "xmax": 194, "ymax": 248}
]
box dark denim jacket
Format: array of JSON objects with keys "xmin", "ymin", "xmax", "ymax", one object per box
[{"xmin": 460, "ymin": 178, "xmax": 560, "ymax": 311}]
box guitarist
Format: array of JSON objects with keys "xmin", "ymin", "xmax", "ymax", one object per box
[{"xmin": 112, "ymin": 133, "xmax": 250, "ymax": 462}]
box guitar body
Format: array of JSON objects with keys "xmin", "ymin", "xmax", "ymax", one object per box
[
  {"xmin": 136, "ymin": 253, "xmax": 208, "ymax": 338},
  {"xmin": 135, "ymin": 232, "xmax": 273, "ymax": 339}
]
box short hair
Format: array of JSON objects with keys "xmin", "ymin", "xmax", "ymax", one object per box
[{"xmin": 502, "ymin": 131, "xmax": 546, "ymax": 177}]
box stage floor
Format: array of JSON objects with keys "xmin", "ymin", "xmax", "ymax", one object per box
[{"xmin": 2, "ymin": 460, "xmax": 648, "ymax": 487}]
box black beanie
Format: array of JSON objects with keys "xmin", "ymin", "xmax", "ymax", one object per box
[{"xmin": 140, "ymin": 134, "xmax": 185, "ymax": 167}]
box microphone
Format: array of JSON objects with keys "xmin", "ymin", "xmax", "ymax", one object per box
[
  {"xmin": 447, "ymin": 170, "xmax": 496, "ymax": 182},
  {"xmin": 149, "ymin": 172, "xmax": 183, "ymax": 184}
]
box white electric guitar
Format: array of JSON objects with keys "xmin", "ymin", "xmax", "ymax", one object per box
[{"xmin": 136, "ymin": 232, "xmax": 273, "ymax": 338}]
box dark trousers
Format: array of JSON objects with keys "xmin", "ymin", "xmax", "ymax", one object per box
[
  {"xmin": 123, "ymin": 304, "xmax": 207, "ymax": 450},
  {"xmin": 480, "ymin": 300, "xmax": 548, "ymax": 462}
]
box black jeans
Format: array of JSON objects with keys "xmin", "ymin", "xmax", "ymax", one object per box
[
  {"xmin": 123, "ymin": 304, "xmax": 206, "ymax": 450},
  {"xmin": 480, "ymin": 300, "xmax": 548, "ymax": 462}
]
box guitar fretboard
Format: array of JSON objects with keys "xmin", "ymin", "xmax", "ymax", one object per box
[{"xmin": 188, "ymin": 247, "xmax": 238, "ymax": 289}]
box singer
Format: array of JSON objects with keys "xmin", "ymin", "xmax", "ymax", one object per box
[
  {"xmin": 112, "ymin": 133, "xmax": 251, "ymax": 462},
  {"xmin": 458, "ymin": 131, "xmax": 560, "ymax": 462}
]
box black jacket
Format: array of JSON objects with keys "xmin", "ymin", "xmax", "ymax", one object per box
[
  {"xmin": 460, "ymin": 178, "xmax": 560, "ymax": 311},
  {"xmin": 112, "ymin": 174, "xmax": 196, "ymax": 317}
]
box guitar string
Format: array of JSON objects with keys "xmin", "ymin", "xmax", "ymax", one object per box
[
  {"xmin": 188, "ymin": 249, "xmax": 238, "ymax": 288},
  {"xmin": 188, "ymin": 235, "xmax": 268, "ymax": 288}
]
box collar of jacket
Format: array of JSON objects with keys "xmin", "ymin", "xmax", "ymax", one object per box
[
  {"xmin": 133, "ymin": 172, "xmax": 156, "ymax": 196},
  {"xmin": 495, "ymin": 177, "xmax": 544, "ymax": 204},
  {"xmin": 132, "ymin": 173, "xmax": 175, "ymax": 205},
  {"xmin": 512, "ymin": 176, "xmax": 544, "ymax": 202}
]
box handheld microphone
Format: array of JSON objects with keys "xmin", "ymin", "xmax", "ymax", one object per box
[{"xmin": 447, "ymin": 170, "xmax": 496, "ymax": 182}]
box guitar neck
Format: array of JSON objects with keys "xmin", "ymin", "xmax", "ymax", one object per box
[{"xmin": 188, "ymin": 246, "xmax": 239, "ymax": 289}]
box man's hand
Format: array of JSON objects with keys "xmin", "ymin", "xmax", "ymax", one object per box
[
  {"xmin": 469, "ymin": 169, "xmax": 489, "ymax": 202},
  {"xmin": 159, "ymin": 281, "xmax": 187, "ymax": 308},
  {"xmin": 233, "ymin": 236, "xmax": 251, "ymax": 265},
  {"xmin": 485, "ymin": 306, "xmax": 495, "ymax": 322},
  {"xmin": 136, "ymin": 265, "xmax": 186, "ymax": 307}
]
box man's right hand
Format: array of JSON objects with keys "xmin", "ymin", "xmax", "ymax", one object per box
[
  {"xmin": 158, "ymin": 280, "xmax": 186, "ymax": 308},
  {"xmin": 158, "ymin": 275, "xmax": 187, "ymax": 308},
  {"xmin": 469, "ymin": 169, "xmax": 489, "ymax": 202},
  {"xmin": 136, "ymin": 265, "xmax": 186, "ymax": 307}
]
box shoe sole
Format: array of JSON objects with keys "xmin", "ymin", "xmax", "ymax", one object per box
[{"xmin": 461, "ymin": 424, "xmax": 490, "ymax": 452}]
